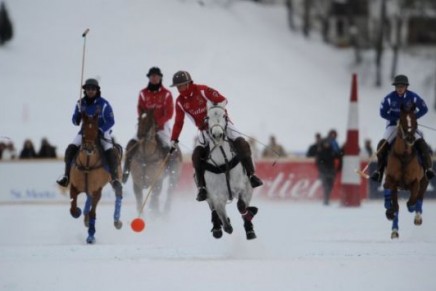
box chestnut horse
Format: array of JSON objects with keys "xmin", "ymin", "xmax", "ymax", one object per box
[
  {"xmin": 69, "ymin": 113, "xmax": 123, "ymax": 244},
  {"xmin": 203, "ymin": 104, "xmax": 258, "ymax": 240},
  {"xmin": 383, "ymin": 104, "xmax": 428, "ymax": 239},
  {"xmin": 129, "ymin": 109, "xmax": 182, "ymax": 216}
]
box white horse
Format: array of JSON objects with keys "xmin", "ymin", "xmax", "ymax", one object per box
[{"xmin": 202, "ymin": 104, "xmax": 258, "ymax": 240}]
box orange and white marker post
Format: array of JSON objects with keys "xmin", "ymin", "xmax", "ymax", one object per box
[{"xmin": 340, "ymin": 73, "xmax": 361, "ymax": 207}]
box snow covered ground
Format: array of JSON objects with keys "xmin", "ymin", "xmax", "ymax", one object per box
[{"xmin": 1, "ymin": 198, "xmax": 436, "ymax": 291}]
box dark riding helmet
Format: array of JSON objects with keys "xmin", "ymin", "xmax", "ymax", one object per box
[
  {"xmin": 82, "ymin": 78, "xmax": 100, "ymax": 89},
  {"xmin": 147, "ymin": 67, "xmax": 163, "ymax": 77},
  {"xmin": 170, "ymin": 71, "xmax": 193, "ymax": 87},
  {"xmin": 392, "ymin": 75, "xmax": 409, "ymax": 86}
]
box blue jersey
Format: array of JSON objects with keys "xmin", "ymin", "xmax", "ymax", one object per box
[
  {"xmin": 72, "ymin": 96, "xmax": 115, "ymax": 133},
  {"xmin": 380, "ymin": 90, "xmax": 428, "ymax": 127}
]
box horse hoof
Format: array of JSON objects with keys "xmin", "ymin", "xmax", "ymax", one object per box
[
  {"xmin": 223, "ymin": 225, "xmax": 233, "ymax": 234},
  {"xmin": 391, "ymin": 229, "xmax": 399, "ymax": 239},
  {"xmin": 86, "ymin": 236, "xmax": 96, "ymax": 244},
  {"xmin": 246, "ymin": 230, "xmax": 257, "ymax": 240},
  {"xmin": 414, "ymin": 214, "xmax": 423, "ymax": 226},
  {"xmin": 212, "ymin": 228, "xmax": 223, "ymax": 239},
  {"xmin": 385, "ymin": 209, "xmax": 396, "ymax": 221},
  {"xmin": 70, "ymin": 208, "xmax": 82, "ymax": 219},
  {"xmin": 114, "ymin": 220, "xmax": 123, "ymax": 230}
]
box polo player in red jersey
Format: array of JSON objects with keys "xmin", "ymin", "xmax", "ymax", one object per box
[{"xmin": 168, "ymin": 71, "xmax": 263, "ymax": 202}]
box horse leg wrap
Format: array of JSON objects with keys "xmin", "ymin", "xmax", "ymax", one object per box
[
  {"xmin": 416, "ymin": 199, "xmax": 423, "ymax": 213},
  {"xmin": 384, "ymin": 189, "xmax": 392, "ymax": 210},
  {"xmin": 242, "ymin": 206, "xmax": 258, "ymax": 222}
]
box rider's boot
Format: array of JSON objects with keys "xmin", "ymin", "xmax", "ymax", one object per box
[
  {"xmin": 192, "ymin": 146, "xmax": 208, "ymax": 202},
  {"xmin": 233, "ymin": 137, "xmax": 263, "ymax": 188},
  {"xmin": 105, "ymin": 148, "xmax": 123, "ymax": 195},
  {"xmin": 370, "ymin": 139, "xmax": 389, "ymax": 183},
  {"xmin": 415, "ymin": 139, "xmax": 435, "ymax": 180},
  {"xmin": 122, "ymin": 139, "xmax": 138, "ymax": 183},
  {"xmin": 56, "ymin": 144, "xmax": 79, "ymax": 187}
]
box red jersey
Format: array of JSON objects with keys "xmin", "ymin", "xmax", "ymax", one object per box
[
  {"xmin": 137, "ymin": 86, "xmax": 174, "ymax": 130},
  {"xmin": 171, "ymin": 84, "xmax": 227, "ymax": 141}
]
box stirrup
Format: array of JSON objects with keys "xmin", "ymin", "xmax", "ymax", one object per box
[
  {"xmin": 249, "ymin": 174, "xmax": 263, "ymax": 188},
  {"xmin": 425, "ymin": 168, "xmax": 435, "ymax": 180},
  {"xmin": 56, "ymin": 175, "xmax": 69, "ymax": 187},
  {"xmin": 196, "ymin": 187, "xmax": 208, "ymax": 202}
]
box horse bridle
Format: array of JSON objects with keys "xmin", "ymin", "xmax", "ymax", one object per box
[{"xmin": 398, "ymin": 113, "xmax": 417, "ymax": 147}]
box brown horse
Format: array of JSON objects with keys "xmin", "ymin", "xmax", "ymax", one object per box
[
  {"xmin": 383, "ymin": 104, "xmax": 428, "ymax": 239},
  {"xmin": 69, "ymin": 113, "xmax": 123, "ymax": 244},
  {"xmin": 129, "ymin": 109, "xmax": 182, "ymax": 216}
]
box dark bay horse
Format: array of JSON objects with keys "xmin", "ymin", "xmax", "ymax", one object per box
[
  {"xmin": 129, "ymin": 109, "xmax": 182, "ymax": 216},
  {"xmin": 383, "ymin": 104, "xmax": 428, "ymax": 239},
  {"xmin": 69, "ymin": 113, "xmax": 123, "ymax": 244},
  {"xmin": 203, "ymin": 105, "xmax": 258, "ymax": 240}
]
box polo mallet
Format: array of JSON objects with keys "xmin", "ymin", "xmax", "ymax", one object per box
[
  {"xmin": 130, "ymin": 153, "xmax": 171, "ymax": 232},
  {"xmin": 228, "ymin": 128, "xmax": 282, "ymax": 166},
  {"xmin": 78, "ymin": 28, "xmax": 90, "ymax": 111},
  {"xmin": 355, "ymin": 139, "xmax": 389, "ymax": 179}
]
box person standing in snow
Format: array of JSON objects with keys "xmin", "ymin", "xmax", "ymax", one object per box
[
  {"xmin": 56, "ymin": 78, "xmax": 122, "ymax": 194},
  {"xmin": 315, "ymin": 138, "xmax": 337, "ymax": 205},
  {"xmin": 168, "ymin": 70, "xmax": 263, "ymax": 202},
  {"xmin": 121, "ymin": 67, "xmax": 174, "ymax": 183},
  {"xmin": 370, "ymin": 74, "xmax": 435, "ymax": 183}
]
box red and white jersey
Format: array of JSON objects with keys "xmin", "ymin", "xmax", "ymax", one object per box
[
  {"xmin": 171, "ymin": 84, "xmax": 227, "ymax": 141},
  {"xmin": 137, "ymin": 86, "xmax": 173, "ymax": 130}
]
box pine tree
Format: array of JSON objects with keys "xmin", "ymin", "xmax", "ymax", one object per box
[{"xmin": 0, "ymin": 1, "xmax": 13, "ymax": 45}]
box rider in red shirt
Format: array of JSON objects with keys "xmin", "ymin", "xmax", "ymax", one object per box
[
  {"xmin": 169, "ymin": 71, "xmax": 263, "ymax": 201},
  {"xmin": 122, "ymin": 67, "xmax": 174, "ymax": 183}
]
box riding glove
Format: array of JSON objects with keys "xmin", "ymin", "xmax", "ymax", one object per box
[{"xmin": 169, "ymin": 140, "xmax": 178, "ymax": 154}]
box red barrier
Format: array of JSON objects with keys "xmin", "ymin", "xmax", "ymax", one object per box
[{"xmin": 175, "ymin": 159, "xmax": 368, "ymax": 201}]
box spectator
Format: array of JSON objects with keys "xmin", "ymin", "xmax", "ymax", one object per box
[
  {"xmin": 315, "ymin": 138, "xmax": 337, "ymax": 205},
  {"xmin": 262, "ymin": 135, "xmax": 287, "ymax": 158},
  {"xmin": 306, "ymin": 132, "xmax": 321, "ymax": 157},
  {"xmin": 37, "ymin": 137, "xmax": 57, "ymax": 158},
  {"xmin": 0, "ymin": 141, "xmax": 17, "ymax": 160},
  {"xmin": 364, "ymin": 139, "xmax": 373, "ymax": 157},
  {"xmin": 327, "ymin": 129, "xmax": 343, "ymax": 171},
  {"xmin": 19, "ymin": 139, "xmax": 37, "ymax": 159}
]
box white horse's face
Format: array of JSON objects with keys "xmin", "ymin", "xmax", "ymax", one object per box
[{"xmin": 207, "ymin": 105, "xmax": 227, "ymax": 142}]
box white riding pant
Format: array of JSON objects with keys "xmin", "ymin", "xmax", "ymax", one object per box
[
  {"xmin": 131, "ymin": 122, "xmax": 171, "ymax": 148},
  {"xmin": 195, "ymin": 123, "xmax": 242, "ymax": 147},
  {"xmin": 72, "ymin": 131, "xmax": 114, "ymax": 151},
  {"xmin": 383, "ymin": 125, "xmax": 423, "ymax": 143}
]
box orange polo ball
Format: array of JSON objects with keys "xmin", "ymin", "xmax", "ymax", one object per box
[{"xmin": 131, "ymin": 218, "xmax": 146, "ymax": 232}]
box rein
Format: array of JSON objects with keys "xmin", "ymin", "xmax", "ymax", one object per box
[{"xmin": 204, "ymin": 129, "xmax": 239, "ymax": 201}]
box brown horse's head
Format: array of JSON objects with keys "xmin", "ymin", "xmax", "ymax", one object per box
[
  {"xmin": 81, "ymin": 113, "xmax": 100, "ymax": 154},
  {"xmin": 137, "ymin": 109, "xmax": 156, "ymax": 140},
  {"xmin": 136, "ymin": 108, "xmax": 161, "ymax": 156},
  {"xmin": 397, "ymin": 103, "xmax": 417, "ymax": 147}
]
